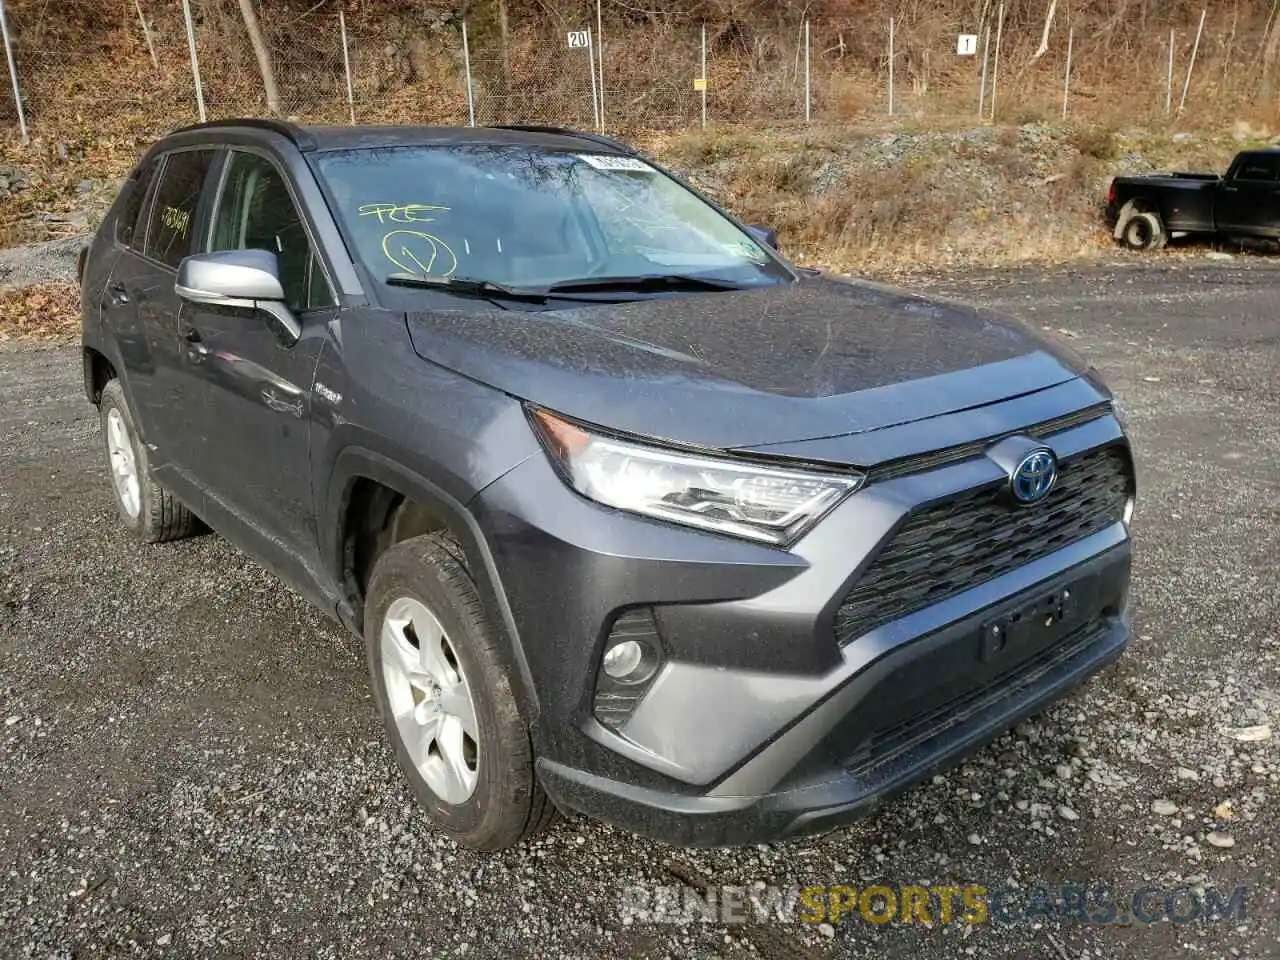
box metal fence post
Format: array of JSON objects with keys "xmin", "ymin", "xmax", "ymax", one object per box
[
  {"xmin": 181, "ymin": 0, "xmax": 207, "ymax": 123},
  {"xmin": 596, "ymin": 0, "xmax": 605, "ymax": 129},
  {"xmin": 461, "ymin": 19, "xmax": 475, "ymax": 127},
  {"xmin": 339, "ymin": 9, "xmax": 355, "ymax": 124},
  {"xmin": 1178, "ymin": 9, "xmax": 1205, "ymax": 116},
  {"xmin": 990, "ymin": 2, "xmax": 1004, "ymax": 121},
  {"xmin": 700, "ymin": 23, "xmax": 707, "ymax": 130},
  {"xmin": 587, "ymin": 28, "xmax": 601, "ymax": 132},
  {"xmin": 978, "ymin": 25, "xmax": 990, "ymax": 117},
  {"xmin": 1062, "ymin": 26, "xmax": 1073, "ymax": 120},
  {"xmin": 804, "ymin": 19, "xmax": 811, "ymax": 123},
  {"xmin": 887, "ymin": 17, "xmax": 895, "ymax": 116},
  {"xmin": 1166, "ymin": 29, "xmax": 1175, "ymax": 116},
  {"xmin": 0, "ymin": 0, "xmax": 27, "ymax": 144}
]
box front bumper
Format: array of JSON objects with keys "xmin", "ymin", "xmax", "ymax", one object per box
[
  {"xmin": 471, "ymin": 393, "xmax": 1133, "ymax": 846},
  {"xmin": 537, "ymin": 550, "xmax": 1128, "ymax": 846}
]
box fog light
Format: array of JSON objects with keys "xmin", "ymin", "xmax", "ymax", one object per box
[{"xmin": 602, "ymin": 639, "xmax": 657, "ymax": 684}]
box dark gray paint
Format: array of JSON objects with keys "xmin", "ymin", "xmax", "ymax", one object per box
[{"xmin": 80, "ymin": 120, "xmax": 1134, "ymax": 845}]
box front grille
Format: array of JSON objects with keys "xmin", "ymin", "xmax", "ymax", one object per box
[{"xmin": 834, "ymin": 446, "xmax": 1132, "ymax": 646}]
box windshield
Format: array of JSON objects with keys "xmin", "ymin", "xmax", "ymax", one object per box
[{"xmin": 313, "ymin": 145, "xmax": 791, "ymax": 294}]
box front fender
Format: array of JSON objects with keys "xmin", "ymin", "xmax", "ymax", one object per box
[{"xmin": 323, "ymin": 445, "xmax": 540, "ymax": 717}]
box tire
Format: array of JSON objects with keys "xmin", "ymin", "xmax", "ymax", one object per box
[
  {"xmin": 364, "ymin": 532, "xmax": 556, "ymax": 850},
  {"xmin": 98, "ymin": 379, "xmax": 202, "ymax": 543},
  {"xmin": 1119, "ymin": 211, "xmax": 1167, "ymax": 251}
]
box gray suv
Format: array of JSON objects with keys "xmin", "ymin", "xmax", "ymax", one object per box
[{"xmin": 78, "ymin": 120, "xmax": 1135, "ymax": 850}]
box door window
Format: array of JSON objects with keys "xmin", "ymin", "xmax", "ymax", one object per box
[
  {"xmin": 208, "ymin": 151, "xmax": 335, "ymax": 312},
  {"xmin": 1234, "ymin": 156, "xmax": 1280, "ymax": 182},
  {"xmin": 143, "ymin": 149, "xmax": 216, "ymax": 268}
]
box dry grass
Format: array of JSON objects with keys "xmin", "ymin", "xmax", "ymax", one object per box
[{"xmin": 0, "ymin": 281, "xmax": 80, "ymax": 342}]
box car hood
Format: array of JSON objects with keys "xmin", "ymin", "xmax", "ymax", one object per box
[{"xmin": 404, "ymin": 274, "xmax": 1090, "ymax": 450}]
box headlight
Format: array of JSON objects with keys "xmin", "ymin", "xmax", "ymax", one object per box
[{"xmin": 530, "ymin": 408, "xmax": 863, "ymax": 545}]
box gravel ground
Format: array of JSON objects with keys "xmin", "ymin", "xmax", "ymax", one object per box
[
  {"xmin": 0, "ymin": 235, "xmax": 88, "ymax": 290},
  {"xmin": 1, "ymin": 261, "xmax": 1277, "ymax": 959}
]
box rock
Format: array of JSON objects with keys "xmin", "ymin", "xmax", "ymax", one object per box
[
  {"xmin": 1055, "ymin": 764, "xmax": 1074, "ymax": 780},
  {"xmin": 156, "ymin": 933, "xmax": 172, "ymax": 946},
  {"xmin": 818, "ymin": 922, "xmax": 835, "ymax": 938},
  {"xmin": 1172, "ymin": 131, "xmax": 1194, "ymax": 142},
  {"xmin": 967, "ymin": 833, "xmax": 982, "ymax": 845},
  {"xmin": 1213, "ymin": 801, "xmax": 1234, "ymax": 820},
  {"xmin": 1057, "ymin": 805, "xmax": 1079, "ymax": 821},
  {"xmin": 1176, "ymin": 767, "xmax": 1199, "ymax": 781},
  {"xmin": 1206, "ymin": 832, "xmax": 1235, "ymax": 849},
  {"xmin": 1224, "ymin": 724, "xmax": 1271, "ymax": 743},
  {"xmin": 76, "ymin": 179, "xmax": 95, "ymax": 195},
  {"xmin": 1151, "ymin": 799, "xmax": 1178, "ymax": 816}
]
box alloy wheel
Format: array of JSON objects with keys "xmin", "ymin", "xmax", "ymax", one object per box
[{"xmin": 381, "ymin": 596, "xmax": 480, "ymax": 804}]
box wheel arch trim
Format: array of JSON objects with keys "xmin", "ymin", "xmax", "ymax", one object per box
[{"xmin": 325, "ymin": 445, "xmax": 539, "ymax": 717}]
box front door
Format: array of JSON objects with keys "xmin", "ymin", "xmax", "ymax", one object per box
[
  {"xmin": 1216, "ymin": 154, "xmax": 1280, "ymax": 236},
  {"xmin": 171, "ymin": 149, "xmax": 338, "ymax": 600}
]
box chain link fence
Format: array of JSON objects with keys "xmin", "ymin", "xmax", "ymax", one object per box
[{"xmin": 0, "ymin": 1, "xmax": 1269, "ymax": 146}]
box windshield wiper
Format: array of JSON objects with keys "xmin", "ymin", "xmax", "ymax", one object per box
[
  {"xmin": 384, "ymin": 273, "xmax": 549, "ymax": 304},
  {"xmin": 544, "ymin": 273, "xmax": 749, "ymax": 294}
]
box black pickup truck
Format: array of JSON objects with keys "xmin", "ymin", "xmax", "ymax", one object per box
[{"xmin": 1106, "ymin": 148, "xmax": 1280, "ymax": 250}]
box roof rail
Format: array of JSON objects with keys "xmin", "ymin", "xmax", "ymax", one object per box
[
  {"xmin": 487, "ymin": 124, "xmax": 635, "ymax": 155},
  {"xmin": 169, "ymin": 118, "xmax": 316, "ymax": 151}
]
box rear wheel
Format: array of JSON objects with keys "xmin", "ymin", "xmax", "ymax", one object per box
[
  {"xmin": 98, "ymin": 380, "xmax": 202, "ymax": 543},
  {"xmin": 1120, "ymin": 211, "xmax": 1167, "ymax": 251},
  {"xmin": 364, "ymin": 532, "xmax": 556, "ymax": 850}
]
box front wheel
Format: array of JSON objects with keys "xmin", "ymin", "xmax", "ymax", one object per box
[{"xmin": 364, "ymin": 532, "xmax": 556, "ymax": 850}]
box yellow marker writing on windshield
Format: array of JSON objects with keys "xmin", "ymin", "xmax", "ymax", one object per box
[
  {"xmin": 381, "ymin": 229, "xmax": 458, "ymax": 278},
  {"xmin": 359, "ymin": 203, "xmax": 450, "ymax": 224}
]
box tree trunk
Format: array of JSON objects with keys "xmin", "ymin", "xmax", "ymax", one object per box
[
  {"xmin": 1263, "ymin": 12, "xmax": 1280, "ymax": 99},
  {"xmin": 1029, "ymin": 0, "xmax": 1057, "ymax": 62},
  {"xmin": 237, "ymin": 0, "xmax": 282, "ymax": 116}
]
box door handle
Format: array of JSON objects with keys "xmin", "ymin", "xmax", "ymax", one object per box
[
  {"xmin": 262, "ymin": 388, "xmax": 303, "ymax": 418},
  {"xmin": 1223, "ymin": 185, "xmax": 1240, "ymax": 193},
  {"xmin": 106, "ymin": 283, "xmax": 130, "ymax": 306}
]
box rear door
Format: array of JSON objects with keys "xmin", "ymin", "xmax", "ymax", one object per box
[
  {"xmin": 109, "ymin": 147, "xmax": 221, "ymax": 482},
  {"xmin": 1215, "ymin": 153, "xmax": 1280, "ymax": 236}
]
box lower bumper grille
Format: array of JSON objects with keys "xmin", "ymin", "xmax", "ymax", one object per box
[
  {"xmin": 844, "ymin": 614, "xmax": 1111, "ymax": 778},
  {"xmin": 835, "ymin": 445, "xmax": 1132, "ymax": 646}
]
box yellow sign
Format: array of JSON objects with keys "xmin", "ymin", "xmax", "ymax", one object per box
[{"xmin": 693, "ymin": 78, "xmax": 707, "ymax": 91}]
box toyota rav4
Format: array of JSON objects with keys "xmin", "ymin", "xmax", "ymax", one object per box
[{"xmin": 78, "ymin": 120, "xmax": 1136, "ymax": 850}]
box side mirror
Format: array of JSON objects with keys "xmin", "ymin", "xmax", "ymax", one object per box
[
  {"xmin": 176, "ymin": 249, "xmax": 300, "ymax": 344},
  {"xmin": 746, "ymin": 224, "xmax": 779, "ymax": 251}
]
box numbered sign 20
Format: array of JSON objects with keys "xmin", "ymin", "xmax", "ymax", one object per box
[{"xmin": 567, "ymin": 30, "xmax": 590, "ymax": 49}]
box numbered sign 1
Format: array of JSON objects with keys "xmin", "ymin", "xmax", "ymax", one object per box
[
  {"xmin": 567, "ymin": 30, "xmax": 590, "ymax": 50},
  {"xmin": 957, "ymin": 34, "xmax": 978, "ymax": 56}
]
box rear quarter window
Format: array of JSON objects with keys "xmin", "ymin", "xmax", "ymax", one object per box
[
  {"xmin": 144, "ymin": 149, "xmax": 216, "ymax": 269},
  {"xmin": 115, "ymin": 159, "xmax": 160, "ymax": 249}
]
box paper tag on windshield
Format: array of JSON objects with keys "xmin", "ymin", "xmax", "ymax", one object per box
[{"xmin": 577, "ymin": 154, "xmax": 655, "ymax": 172}]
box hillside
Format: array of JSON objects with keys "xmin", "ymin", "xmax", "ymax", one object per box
[{"xmin": 1, "ymin": 0, "xmax": 1278, "ymax": 340}]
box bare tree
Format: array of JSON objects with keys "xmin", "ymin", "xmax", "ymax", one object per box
[
  {"xmin": 1029, "ymin": 0, "xmax": 1058, "ymax": 62},
  {"xmin": 237, "ymin": 0, "xmax": 282, "ymax": 116}
]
